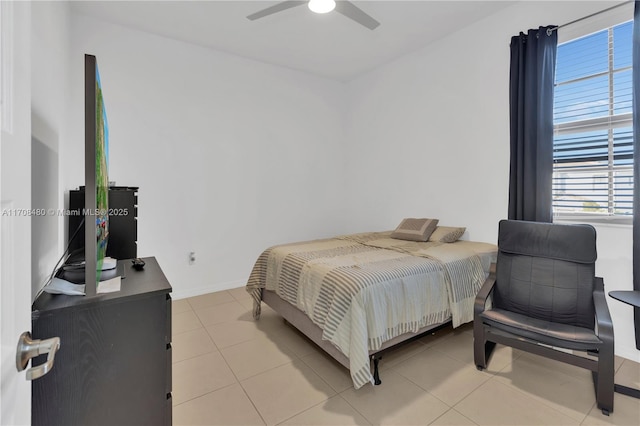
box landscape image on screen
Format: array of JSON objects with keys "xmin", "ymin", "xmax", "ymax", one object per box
[{"xmin": 95, "ymin": 66, "xmax": 109, "ymax": 283}]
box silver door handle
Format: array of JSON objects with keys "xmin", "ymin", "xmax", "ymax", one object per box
[{"xmin": 15, "ymin": 331, "xmax": 61, "ymax": 380}]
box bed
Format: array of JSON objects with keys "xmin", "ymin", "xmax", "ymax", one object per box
[{"xmin": 246, "ymin": 230, "xmax": 497, "ymax": 389}]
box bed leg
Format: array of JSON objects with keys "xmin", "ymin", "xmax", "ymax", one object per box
[{"xmin": 372, "ymin": 356, "xmax": 382, "ymax": 385}]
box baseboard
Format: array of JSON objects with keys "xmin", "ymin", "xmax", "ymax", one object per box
[
  {"xmin": 171, "ymin": 279, "xmax": 246, "ymax": 300},
  {"xmin": 616, "ymin": 345, "xmax": 640, "ymax": 363}
]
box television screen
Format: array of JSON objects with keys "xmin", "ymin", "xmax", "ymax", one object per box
[
  {"xmin": 95, "ymin": 63, "xmax": 109, "ymax": 276},
  {"xmin": 84, "ymin": 54, "xmax": 109, "ymax": 294}
]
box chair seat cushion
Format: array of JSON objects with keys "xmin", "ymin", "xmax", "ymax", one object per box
[{"xmin": 480, "ymin": 308, "xmax": 602, "ymax": 351}]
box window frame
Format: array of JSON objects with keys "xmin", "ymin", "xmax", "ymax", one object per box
[{"xmin": 552, "ymin": 11, "xmax": 634, "ymax": 226}]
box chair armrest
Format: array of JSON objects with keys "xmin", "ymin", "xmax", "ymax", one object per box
[
  {"xmin": 593, "ymin": 277, "xmax": 614, "ymax": 342},
  {"xmin": 474, "ymin": 262, "xmax": 497, "ymax": 317}
]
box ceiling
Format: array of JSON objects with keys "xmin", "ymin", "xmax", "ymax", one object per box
[{"xmin": 71, "ymin": 1, "xmax": 516, "ymax": 81}]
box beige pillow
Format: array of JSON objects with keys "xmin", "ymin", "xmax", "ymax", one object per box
[
  {"xmin": 429, "ymin": 226, "xmax": 466, "ymax": 243},
  {"xmin": 391, "ymin": 218, "xmax": 439, "ymax": 242}
]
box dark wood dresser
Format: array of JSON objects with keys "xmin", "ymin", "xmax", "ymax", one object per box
[{"xmin": 31, "ymin": 257, "xmax": 172, "ymax": 425}]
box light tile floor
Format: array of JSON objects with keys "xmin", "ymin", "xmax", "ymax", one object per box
[{"xmin": 172, "ymin": 288, "xmax": 640, "ymax": 425}]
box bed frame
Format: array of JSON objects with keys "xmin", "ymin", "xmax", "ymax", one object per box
[{"xmin": 261, "ymin": 289, "xmax": 451, "ymax": 385}]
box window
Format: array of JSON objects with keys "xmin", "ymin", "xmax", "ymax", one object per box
[{"xmin": 552, "ymin": 20, "xmax": 633, "ymax": 219}]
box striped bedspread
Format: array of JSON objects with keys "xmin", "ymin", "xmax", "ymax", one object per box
[{"xmin": 246, "ymin": 231, "xmax": 496, "ymax": 389}]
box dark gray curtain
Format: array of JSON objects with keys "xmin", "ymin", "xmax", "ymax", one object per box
[
  {"xmin": 632, "ymin": 0, "xmax": 640, "ymax": 349},
  {"xmin": 508, "ymin": 26, "xmax": 558, "ymax": 222}
]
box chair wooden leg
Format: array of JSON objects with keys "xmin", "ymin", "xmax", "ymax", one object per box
[
  {"xmin": 474, "ymin": 322, "xmax": 494, "ymax": 370},
  {"xmin": 594, "ymin": 346, "xmax": 614, "ymax": 415},
  {"xmin": 473, "ymin": 321, "xmax": 484, "ymax": 369}
]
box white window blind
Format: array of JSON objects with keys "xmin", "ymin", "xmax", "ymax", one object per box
[{"xmin": 553, "ymin": 20, "xmax": 634, "ymax": 218}]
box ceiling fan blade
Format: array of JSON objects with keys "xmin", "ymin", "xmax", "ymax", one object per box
[
  {"xmin": 247, "ymin": 1, "xmax": 307, "ymax": 21},
  {"xmin": 334, "ymin": 1, "xmax": 380, "ymax": 30}
]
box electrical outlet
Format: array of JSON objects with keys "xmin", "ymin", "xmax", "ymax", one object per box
[{"xmin": 189, "ymin": 251, "xmax": 196, "ymax": 265}]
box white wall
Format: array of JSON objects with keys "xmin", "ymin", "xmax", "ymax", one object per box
[
  {"xmin": 66, "ymin": 16, "xmax": 348, "ymax": 298},
  {"xmin": 592, "ymin": 223, "xmax": 635, "ymax": 361},
  {"xmin": 344, "ymin": 1, "xmax": 637, "ymax": 361},
  {"xmin": 30, "ymin": 1, "xmax": 70, "ymax": 299}
]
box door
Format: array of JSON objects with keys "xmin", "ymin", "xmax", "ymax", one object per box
[{"xmin": 1, "ymin": 1, "xmax": 32, "ymax": 424}]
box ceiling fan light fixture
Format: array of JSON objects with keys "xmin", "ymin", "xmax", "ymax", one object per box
[{"xmin": 308, "ymin": 0, "xmax": 336, "ymax": 14}]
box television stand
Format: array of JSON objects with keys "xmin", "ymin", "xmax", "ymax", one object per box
[
  {"xmin": 31, "ymin": 257, "xmax": 172, "ymax": 425},
  {"xmin": 57, "ymin": 258, "xmax": 126, "ymax": 284}
]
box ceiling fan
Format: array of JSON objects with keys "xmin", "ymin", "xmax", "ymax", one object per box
[{"xmin": 247, "ymin": 0, "xmax": 380, "ymax": 30}]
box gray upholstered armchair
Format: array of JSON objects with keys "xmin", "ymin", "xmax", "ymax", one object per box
[{"xmin": 474, "ymin": 220, "xmax": 615, "ymax": 415}]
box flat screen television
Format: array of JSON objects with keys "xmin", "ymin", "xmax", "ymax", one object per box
[{"xmin": 84, "ymin": 53, "xmax": 110, "ymax": 295}]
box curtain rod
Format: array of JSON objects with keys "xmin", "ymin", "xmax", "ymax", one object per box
[{"xmin": 548, "ymin": 0, "xmax": 632, "ymax": 35}]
